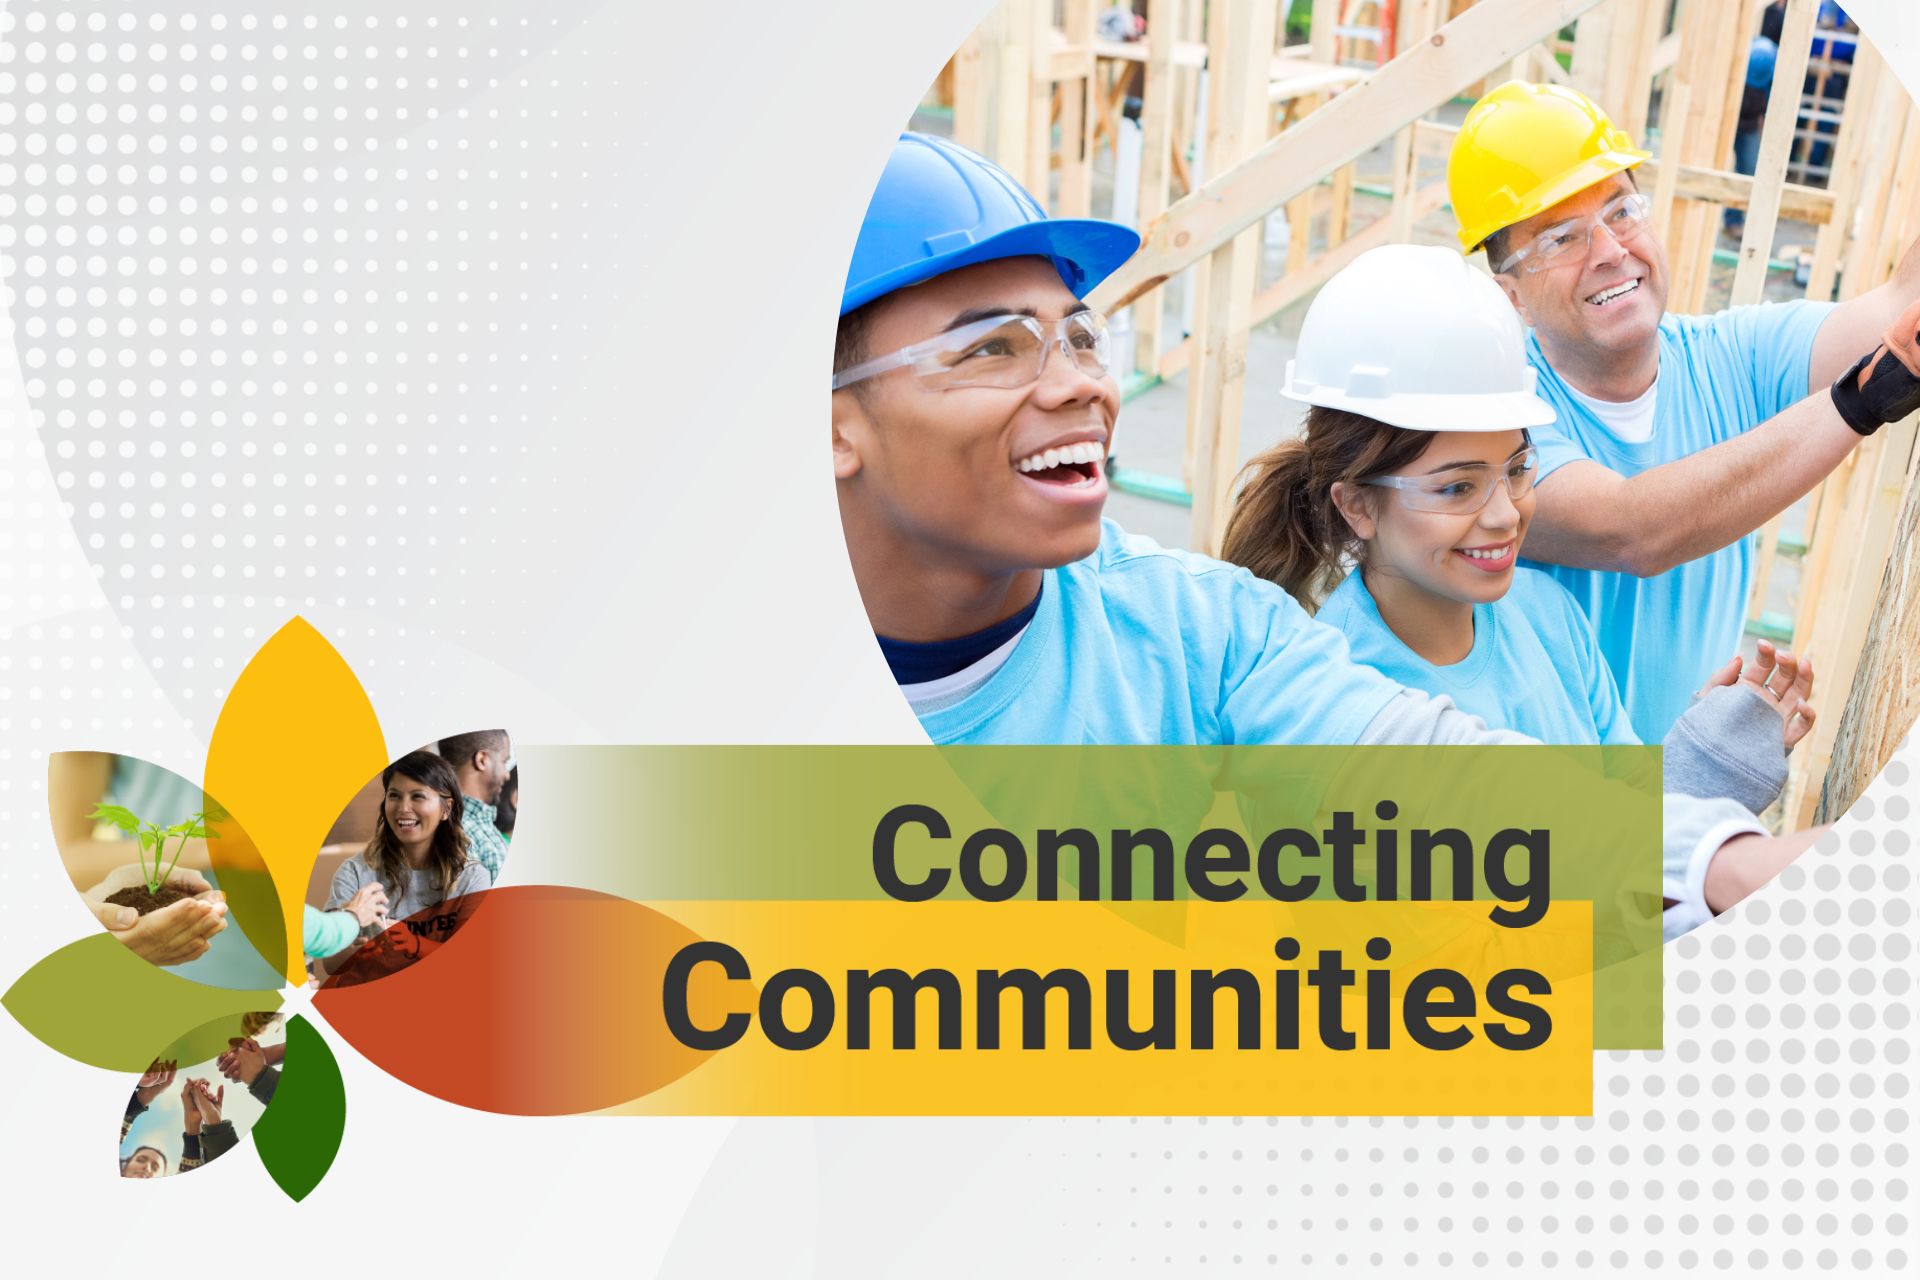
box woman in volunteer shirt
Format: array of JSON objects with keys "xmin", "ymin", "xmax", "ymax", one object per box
[
  {"xmin": 1221, "ymin": 244, "xmax": 1816, "ymax": 750},
  {"xmin": 325, "ymin": 750, "xmax": 490, "ymax": 971}
]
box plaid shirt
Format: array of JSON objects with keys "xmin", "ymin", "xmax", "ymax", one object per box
[{"xmin": 460, "ymin": 794, "xmax": 508, "ymax": 883}]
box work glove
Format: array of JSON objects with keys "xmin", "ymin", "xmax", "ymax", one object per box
[{"xmin": 1832, "ymin": 293, "xmax": 1920, "ymax": 434}]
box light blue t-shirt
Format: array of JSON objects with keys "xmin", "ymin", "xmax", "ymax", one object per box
[
  {"xmin": 1524, "ymin": 301, "xmax": 1832, "ymax": 740},
  {"xmin": 915, "ymin": 520, "xmax": 1405, "ymax": 746},
  {"xmin": 1318, "ymin": 567, "xmax": 1639, "ymax": 746}
]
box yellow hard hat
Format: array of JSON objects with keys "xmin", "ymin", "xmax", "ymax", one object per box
[{"xmin": 1448, "ymin": 81, "xmax": 1652, "ymax": 255}]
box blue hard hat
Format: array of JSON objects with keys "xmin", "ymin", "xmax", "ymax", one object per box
[
  {"xmin": 1746, "ymin": 36, "xmax": 1778, "ymax": 88},
  {"xmin": 840, "ymin": 132, "xmax": 1141, "ymax": 316}
]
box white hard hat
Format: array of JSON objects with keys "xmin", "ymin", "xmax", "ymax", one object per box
[{"xmin": 1283, "ymin": 244, "xmax": 1556, "ymax": 432}]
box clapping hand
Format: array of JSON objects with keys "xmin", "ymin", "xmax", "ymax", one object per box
[
  {"xmin": 135, "ymin": 1059, "xmax": 177, "ymax": 1105},
  {"xmin": 180, "ymin": 1078, "xmax": 204, "ymax": 1135},
  {"xmin": 190, "ymin": 1078, "xmax": 224, "ymax": 1127}
]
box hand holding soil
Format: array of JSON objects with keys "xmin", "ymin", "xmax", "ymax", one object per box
[
  {"xmin": 101, "ymin": 896, "xmax": 229, "ymax": 967},
  {"xmin": 82, "ymin": 861, "xmax": 220, "ymax": 926}
]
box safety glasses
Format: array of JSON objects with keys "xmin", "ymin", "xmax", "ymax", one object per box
[
  {"xmin": 831, "ymin": 311, "xmax": 1113, "ymax": 392},
  {"xmin": 1364, "ymin": 447, "xmax": 1540, "ymax": 515},
  {"xmin": 1494, "ymin": 192, "xmax": 1653, "ymax": 275}
]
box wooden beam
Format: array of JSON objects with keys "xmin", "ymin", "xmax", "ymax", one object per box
[
  {"xmin": 1568, "ymin": 1, "xmax": 1614, "ymax": 101},
  {"xmin": 1807, "ymin": 41, "xmax": 1885, "ymax": 302},
  {"xmin": 1309, "ymin": 0, "xmax": 1339, "ymax": 63},
  {"xmin": 1730, "ymin": 0, "xmax": 1817, "ymax": 303},
  {"xmin": 1389, "ymin": 0, "xmax": 1442, "ymax": 244},
  {"xmin": 952, "ymin": 27, "xmax": 987, "ymax": 153},
  {"xmin": 1787, "ymin": 419, "xmax": 1920, "ymax": 826},
  {"xmin": 1055, "ymin": 1, "xmax": 1098, "ymax": 218},
  {"xmin": 1156, "ymin": 179, "xmax": 1454, "ymax": 381},
  {"xmin": 1089, "ymin": 0, "xmax": 1612, "ymax": 314},
  {"xmin": 1132, "ymin": 0, "xmax": 1184, "ymax": 378},
  {"xmin": 1816, "ymin": 432, "xmax": 1920, "ymax": 822},
  {"xmin": 990, "ymin": 2, "xmax": 1036, "ymax": 192},
  {"xmin": 1184, "ymin": 0, "xmax": 1278, "ymax": 554}
]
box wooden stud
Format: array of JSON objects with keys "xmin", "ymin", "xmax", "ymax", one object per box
[
  {"xmin": 1286, "ymin": 94, "xmax": 1324, "ymax": 275},
  {"xmin": 1389, "ymin": 0, "xmax": 1442, "ymax": 244},
  {"xmin": 1817, "ymin": 430, "xmax": 1920, "ymax": 821},
  {"xmin": 1729, "ymin": 0, "xmax": 1816, "ymax": 304},
  {"xmin": 1568, "ymin": 0, "xmax": 1615, "ymax": 102},
  {"xmin": 1786, "ymin": 419, "xmax": 1920, "ymax": 825},
  {"xmin": 1132, "ymin": 0, "xmax": 1184, "ymax": 378},
  {"xmin": 1184, "ymin": 0, "xmax": 1278, "ymax": 554},
  {"xmin": 952, "ymin": 29, "xmax": 988, "ymax": 153},
  {"xmin": 1309, "ymin": 0, "xmax": 1339, "ymax": 62},
  {"xmin": 1056, "ymin": 0, "xmax": 1098, "ymax": 218},
  {"xmin": 1025, "ymin": 0, "xmax": 1054, "ymax": 204},
  {"xmin": 1807, "ymin": 43, "xmax": 1884, "ymax": 302}
]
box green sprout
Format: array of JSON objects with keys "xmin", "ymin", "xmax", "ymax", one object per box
[{"xmin": 87, "ymin": 801, "xmax": 226, "ymax": 895}]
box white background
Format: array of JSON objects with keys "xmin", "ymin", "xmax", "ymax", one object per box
[{"xmin": 0, "ymin": 1, "xmax": 1914, "ymax": 1273}]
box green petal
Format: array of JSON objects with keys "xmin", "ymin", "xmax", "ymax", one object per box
[
  {"xmin": 252, "ymin": 1015, "xmax": 345, "ymax": 1202},
  {"xmin": 3, "ymin": 935, "xmax": 278, "ymax": 1071}
]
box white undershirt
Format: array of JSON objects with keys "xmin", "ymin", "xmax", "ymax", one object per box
[
  {"xmin": 1563, "ymin": 373, "xmax": 1659, "ymax": 444},
  {"xmin": 899, "ymin": 626, "xmax": 1030, "ymax": 714}
]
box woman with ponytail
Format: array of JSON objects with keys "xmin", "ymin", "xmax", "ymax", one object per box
[{"xmin": 1224, "ymin": 245, "xmax": 1816, "ymax": 751}]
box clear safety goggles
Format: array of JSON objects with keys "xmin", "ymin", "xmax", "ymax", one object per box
[
  {"xmin": 1364, "ymin": 447, "xmax": 1539, "ymax": 515},
  {"xmin": 1494, "ymin": 192, "xmax": 1653, "ymax": 275},
  {"xmin": 831, "ymin": 310, "xmax": 1113, "ymax": 392}
]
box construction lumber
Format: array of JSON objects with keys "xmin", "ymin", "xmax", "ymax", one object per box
[
  {"xmin": 1156, "ymin": 179, "xmax": 1454, "ymax": 381},
  {"xmin": 1053, "ymin": 1, "xmax": 1098, "ymax": 218},
  {"xmin": 1818, "ymin": 435, "xmax": 1920, "ymax": 822},
  {"xmin": 1730, "ymin": 0, "xmax": 1817, "ymax": 303},
  {"xmin": 1788, "ymin": 421, "xmax": 1920, "ymax": 826},
  {"xmin": 1131, "ymin": 0, "xmax": 1184, "ymax": 378},
  {"xmin": 1089, "ymin": 0, "xmax": 1613, "ymax": 315},
  {"xmin": 1183, "ymin": 0, "xmax": 1278, "ymax": 553}
]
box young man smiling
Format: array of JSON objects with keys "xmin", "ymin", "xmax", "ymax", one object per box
[
  {"xmin": 1451, "ymin": 82, "xmax": 1920, "ymax": 740},
  {"xmin": 833, "ymin": 132, "xmax": 1835, "ymax": 936},
  {"xmin": 835, "ymin": 133, "xmax": 1508, "ymax": 748}
]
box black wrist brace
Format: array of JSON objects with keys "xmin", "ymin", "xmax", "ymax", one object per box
[{"xmin": 1832, "ymin": 346, "xmax": 1920, "ymax": 436}]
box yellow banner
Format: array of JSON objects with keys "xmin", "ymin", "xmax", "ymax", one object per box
[{"xmin": 609, "ymin": 899, "xmax": 1595, "ymax": 1116}]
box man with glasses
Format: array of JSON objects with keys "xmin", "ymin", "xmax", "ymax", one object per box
[
  {"xmin": 833, "ymin": 132, "xmax": 1832, "ymax": 936},
  {"xmin": 1451, "ymin": 81, "xmax": 1920, "ymax": 741}
]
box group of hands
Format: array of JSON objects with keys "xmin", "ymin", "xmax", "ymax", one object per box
[
  {"xmin": 81, "ymin": 865, "xmax": 390, "ymax": 968},
  {"xmin": 135, "ymin": 1060, "xmax": 226, "ymax": 1135},
  {"xmin": 136, "ymin": 1038, "xmax": 280, "ymax": 1119}
]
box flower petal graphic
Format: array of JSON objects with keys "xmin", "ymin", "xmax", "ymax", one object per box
[
  {"xmin": 252, "ymin": 1015, "xmax": 345, "ymax": 1202},
  {"xmin": 314, "ymin": 886, "xmax": 720, "ymax": 1114},
  {"xmin": 4, "ymin": 934, "xmax": 276, "ymax": 1071},
  {"xmin": 206, "ymin": 618, "xmax": 387, "ymax": 982}
]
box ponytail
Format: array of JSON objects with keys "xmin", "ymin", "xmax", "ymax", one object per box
[
  {"xmin": 1220, "ymin": 407, "xmax": 1437, "ymax": 611},
  {"xmin": 1221, "ymin": 438, "xmax": 1341, "ymax": 608}
]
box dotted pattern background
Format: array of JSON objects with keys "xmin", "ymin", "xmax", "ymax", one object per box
[
  {"xmin": 0, "ymin": 2, "xmax": 1912, "ymax": 1275},
  {"xmin": 0, "ymin": 0, "xmax": 628, "ymax": 735}
]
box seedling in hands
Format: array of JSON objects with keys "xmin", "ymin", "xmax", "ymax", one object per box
[{"xmin": 87, "ymin": 802, "xmax": 226, "ymax": 910}]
